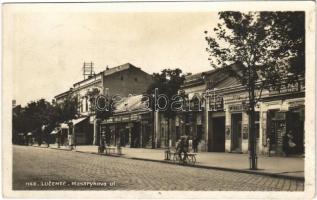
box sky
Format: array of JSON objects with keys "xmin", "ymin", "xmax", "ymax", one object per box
[{"xmin": 5, "ymin": 4, "xmax": 219, "ymax": 106}]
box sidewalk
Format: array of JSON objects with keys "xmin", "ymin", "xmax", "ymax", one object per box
[
  {"xmin": 73, "ymin": 145, "xmax": 304, "ymax": 180},
  {"xmin": 36, "ymin": 144, "xmax": 304, "ymax": 180}
]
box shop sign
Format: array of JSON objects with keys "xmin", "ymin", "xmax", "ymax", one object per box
[
  {"xmin": 209, "ymin": 95, "xmax": 224, "ymax": 111},
  {"xmin": 288, "ymin": 101, "xmax": 305, "ymax": 109},
  {"xmin": 131, "ymin": 114, "xmax": 139, "ymax": 121},
  {"xmin": 114, "ymin": 117, "xmax": 121, "ymax": 122},
  {"xmin": 106, "ymin": 118, "xmax": 113, "ymax": 123},
  {"xmin": 269, "ymin": 82, "xmax": 304, "ymax": 96},
  {"xmin": 225, "ymin": 93, "xmax": 248, "ymax": 101},
  {"xmin": 121, "ymin": 116, "xmax": 130, "ymax": 122},
  {"xmin": 228, "ymin": 104, "xmax": 245, "ymax": 112}
]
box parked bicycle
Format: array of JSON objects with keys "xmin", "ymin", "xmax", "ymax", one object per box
[{"xmin": 172, "ymin": 151, "xmax": 197, "ymax": 165}]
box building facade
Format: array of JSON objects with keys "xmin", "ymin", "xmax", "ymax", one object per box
[
  {"xmin": 101, "ymin": 95, "xmax": 153, "ymax": 148},
  {"xmin": 54, "ymin": 63, "xmax": 153, "ymax": 146},
  {"xmin": 153, "ymin": 67, "xmax": 305, "ymax": 157}
]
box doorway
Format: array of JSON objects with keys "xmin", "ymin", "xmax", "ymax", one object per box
[
  {"xmin": 231, "ymin": 113, "xmax": 242, "ymax": 152},
  {"xmin": 212, "ymin": 117, "xmax": 225, "ymax": 152}
]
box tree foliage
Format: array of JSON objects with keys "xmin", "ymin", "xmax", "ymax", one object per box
[
  {"xmin": 12, "ymin": 99, "xmax": 60, "ymax": 144},
  {"xmin": 204, "ymin": 11, "xmax": 305, "ymax": 90},
  {"xmin": 146, "ymin": 68, "xmax": 186, "ymax": 119},
  {"xmin": 85, "ymin": 88, "xmax": 114, "ymax": 120},
  {"xmin": 55, "ymin": 94, "xmax": 78, "ymax": 123}
]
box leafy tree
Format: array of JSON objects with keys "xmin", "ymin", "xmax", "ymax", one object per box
[
  {"xmin": 145, "ymin": 68, "xmax": 186, "ymax": 147},
  {"xmin": 55, "ymin": 94, "xmax": 78, "ymax": 123},
  {"xmin": 12, "ymin": 99, "xmax": 60, "ymax": 145},
  {"xmin": 204, "ymin": 11, "xmax": 305, "ymax": 169}
]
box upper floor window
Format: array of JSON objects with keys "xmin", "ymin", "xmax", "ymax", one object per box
[
  {"xmin": 121, "ymin": 76, "xmax": 124, "ymax": 81},
  {"xmin": 85, "ymin": 98, "xmax": 88, "ymax": 112},
  {"xmin": 134, "ymin": 77, "xmax": 138, "ymax": 82}
]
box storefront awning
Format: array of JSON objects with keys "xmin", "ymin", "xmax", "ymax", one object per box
[
  {"xmin": 50, "ymin": 129, "xmax": 60, "ymax": 135},
  {"xmin": 72, "ymin": 117, "xmax": 87, "ymax": 126}
]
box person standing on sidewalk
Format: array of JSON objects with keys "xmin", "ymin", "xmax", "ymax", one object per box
[{"xmin": 193, "ymin": 136, "xmax": 199, "ymax": 153}]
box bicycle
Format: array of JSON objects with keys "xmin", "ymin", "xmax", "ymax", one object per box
[{"xmin": 172, "ymin": 151, "xmax": 196, "ymax": 165}]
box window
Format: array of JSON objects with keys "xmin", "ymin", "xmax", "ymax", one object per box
[
  {"xmin": 134, "ymin": 77, "xmax": 138, "ymax": 82},
  {"xmin": 121, "ymin": 76, "xmax": 124, "ymax": 80},
  {"xmin": 85, "ymin": 98, "xmax": 88, "ymax": 112}
]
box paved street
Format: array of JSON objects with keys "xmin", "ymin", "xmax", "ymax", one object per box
[{"xmin": 13, "ymin": 145, "xmax": 304, "ymax": 191}]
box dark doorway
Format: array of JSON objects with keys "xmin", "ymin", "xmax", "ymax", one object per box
[
  {"xmin": 231, "ymin": 113, "xmax": 242, "ymax": 152},
  {"xmin": 196, "ymin": 125, "xmax": 203, "ymax": 141},
  {"xmin": 212, "ymin": 117, "xmax": 225, "ymax": 152},
  {"xmin": 131, "ymin": 122, "xmax": 141, "ymax": 148},
  {"xmin": 287, "ymin": 110, "xmax": 304, "ymax": 154}
]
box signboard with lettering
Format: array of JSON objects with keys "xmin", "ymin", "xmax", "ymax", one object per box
[{"xmin": 209, "ymin": 95, "xmax": 224, "ymax": 111}]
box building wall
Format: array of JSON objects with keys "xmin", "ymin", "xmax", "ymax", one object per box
[{"xmin": 103, "ymin": 67, "xmax": 153, "ymax": 98}]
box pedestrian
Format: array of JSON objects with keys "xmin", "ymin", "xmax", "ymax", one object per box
[
  {"xmin": 266, "ymin": 137, "xmax": 271, "ymax": 157},
  {"xmin": 193, "ymin": 136, "xmax": 199, "ymax": 153},
  {"xmin": 283, "ymin": 133, "xmax": 290, "ymax": 157}
]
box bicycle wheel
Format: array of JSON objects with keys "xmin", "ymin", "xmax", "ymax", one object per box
[
  {"xmin": 186, "ymin": 156, "xmax": 193, "ymax": 165},
  {"xmin": 191, "ymin": 156, "xmax": 196, "ymax": 165}
]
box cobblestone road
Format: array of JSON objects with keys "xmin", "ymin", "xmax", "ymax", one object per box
[{"xmin": 13, "ymin": 145, "xmax": 304, "ymax": 191}]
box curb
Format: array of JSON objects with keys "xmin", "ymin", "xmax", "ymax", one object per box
[
  {"xmin": 127, "ymin": 157, "xmax": 304, "ymax": 181},
  {"xmin": 31, "ymin": 145, "xmax": 304, "ymax": 181}
]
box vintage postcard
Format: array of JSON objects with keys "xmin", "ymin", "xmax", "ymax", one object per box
[{"xmin": 2, "ymin": 1, "xmax": 316, "ymax": 199}]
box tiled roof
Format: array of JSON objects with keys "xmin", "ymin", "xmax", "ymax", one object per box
[{"xmin": 114, "ymin": 94, "xmax": 149, "ymax": 113}]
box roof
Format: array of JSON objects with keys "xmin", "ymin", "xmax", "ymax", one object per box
[
  {"xmin": 104, "ymin": 63, "xmax": 138, "ymax": 76},
  {"xmin": 73, "ymin": 63, "xmax": 139, "ymax": 86},
  {"xmin": 114, "ymin": 94, "xmax": 150, "ymax": 114},
  {"xmin": 55, "ymin": 90, "xmax": 71, "ymax": 99}
]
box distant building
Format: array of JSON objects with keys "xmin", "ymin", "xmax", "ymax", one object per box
[
  {"xmin": 101, "ymin": 94, "xmax": 153, "ymax": 148},
  {"xmin": 53, "ymin": 63, "xmax": 153, "ymax": 146}
]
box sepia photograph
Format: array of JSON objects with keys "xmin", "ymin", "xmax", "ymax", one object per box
[{"xmin": 2, "ymin": 1, "xmax": 315, "ymax": 199}]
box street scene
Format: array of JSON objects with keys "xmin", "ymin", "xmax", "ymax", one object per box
[
  {"xmin": 13, "ymin": 145, "xmax": 304, "ymax": 191},
  {"xmin": 6, "ymin": 3, "xmax": 310, "ymax": 194}
]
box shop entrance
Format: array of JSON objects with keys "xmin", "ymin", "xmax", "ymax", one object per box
[
  {"xmin": 231, "ymin": 113, "xmax": 242, "ymax": 152},
  {"xmin": 287, "ymin": 110, "xmax": 304, "ymax": 154},
  {"xmin": 131, "ymin": 122, "xmax": 141, "ymax": 148},
  {"xmin": 212, "ymin": 117, "xmax": 225, "ymax": 152}
]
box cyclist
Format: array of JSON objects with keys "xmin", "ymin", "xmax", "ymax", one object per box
[{"xmin": 176, "ymin": 136, "xmax": 188, "ymax": 163}]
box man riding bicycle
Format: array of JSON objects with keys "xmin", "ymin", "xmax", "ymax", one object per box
[{"xmin": 176, "ymin": 136, "xmax": 189, "ymax": 162}]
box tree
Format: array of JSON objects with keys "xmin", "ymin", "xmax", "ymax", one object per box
[
  {"xmin": 204, "ymin": 11, "xmax": 305, "ymax": 169},
  {"xmin": 12, "ymin": 99, "xmax": 60, "ymax": 145},
  {"xmin": 55, "ymin": 94, "xmax": 78, "ymax": 123},
  {"xmin": 145, "ymin": 68, "xmax": 186, "ymax": 148},
  {"xmin": 86, "ymin": 88, "xmax": 114, "ymax": 149}
]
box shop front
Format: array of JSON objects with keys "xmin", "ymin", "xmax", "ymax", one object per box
[
  {"xmin": 102, "ymin": 112, "xmax": 153, "ymax": 148},
  {"xmin": 260, "ymin": 98, "xmax": 305, "ymax": 156}
]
